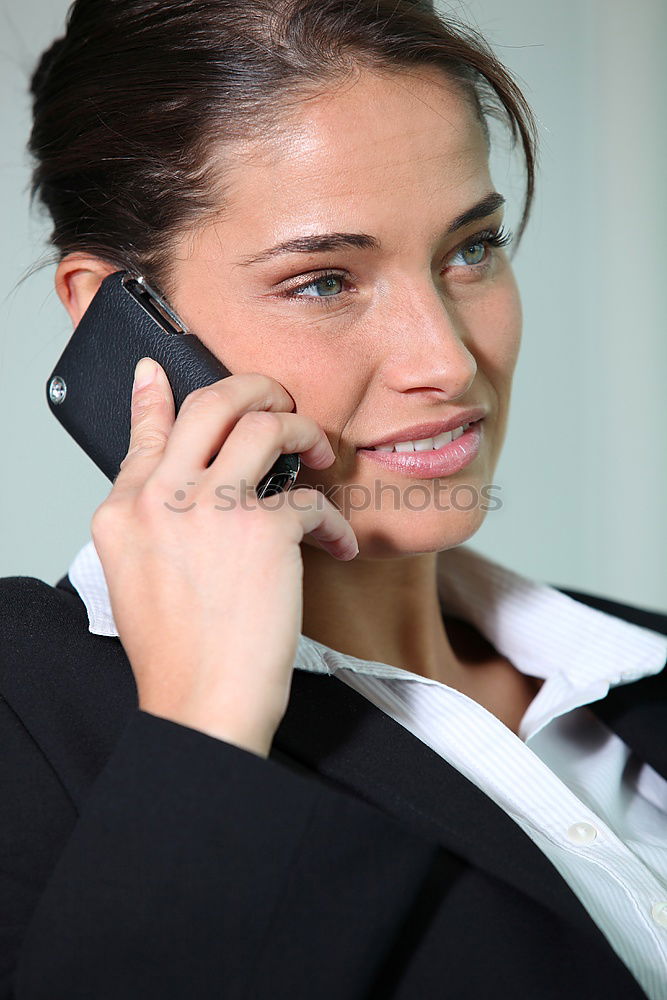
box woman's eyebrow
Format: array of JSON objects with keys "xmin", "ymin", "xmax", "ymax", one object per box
[{"xmin": 234, "ymin": 191, "xmax": 506, "ymax": 267}]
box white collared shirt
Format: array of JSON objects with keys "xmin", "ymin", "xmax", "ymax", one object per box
[{"xmin": 68, "ymin": 539, "xmax": 667, "ymax": 998}]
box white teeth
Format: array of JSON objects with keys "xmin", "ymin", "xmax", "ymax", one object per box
[
  {"xmin": 432, "ymin": 430, "xmax": 453, "ymax": 448},
  {"xmin": 413, "ymin": 437, "xmax": 435, "ymax": 451},
  {"xmin": 369, "ymin": 422, "xmax": 472, "ymax": 452}
]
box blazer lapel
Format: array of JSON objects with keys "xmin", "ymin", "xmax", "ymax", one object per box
[{"xmin": 273, "ymin": 669, "xmax": 616, "ymax": 947}]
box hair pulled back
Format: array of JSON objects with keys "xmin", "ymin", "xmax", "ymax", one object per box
[{"xmin": 28, "ymin": 0, "xmax": 538, "ymax": 299}]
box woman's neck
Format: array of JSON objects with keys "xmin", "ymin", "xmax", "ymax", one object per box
[
  {"xmin": 300, "ymin": 543, "xmax": 545, "ymax": 738},
  {"xmin": 300, "ymin": 544, "xmax": 470, "ymax": 687}
]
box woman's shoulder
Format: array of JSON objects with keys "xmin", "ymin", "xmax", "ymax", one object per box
[
  {"xmin": 0, "ymin": 569, "xmax": 132, "ymax": 679},
  {"xmin": 0, "ymin": 573, "xmax": 137, "ymax": 795},
  {"xmin": 0, "ymin": 572, "xmax": 87, "ymax": 632},
  {"xmin": 0, "ymin": 571, "xmax": 103, "ymax": 670}
]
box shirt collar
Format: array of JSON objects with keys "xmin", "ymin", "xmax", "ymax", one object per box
[{"xmin": 67, "ymin": 537, "xmax": 667, "ymax": 713}]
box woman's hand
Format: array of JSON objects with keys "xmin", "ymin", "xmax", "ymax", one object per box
[{"xmin": 90, "ymin": 357, "xmax": 358, "ymax": 758}]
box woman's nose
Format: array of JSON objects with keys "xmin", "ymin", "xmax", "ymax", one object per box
[{"xmin": 378, "ymin": 294, "xmax": 477, "ymax": 401}]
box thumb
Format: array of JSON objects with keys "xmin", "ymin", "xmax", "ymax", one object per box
[{"xmin": 114, "ymin": 357, "xmax": 175, "ymax": 490}]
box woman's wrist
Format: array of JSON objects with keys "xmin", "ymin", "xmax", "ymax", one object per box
[{"xmin": 138, "ymin": 695, "xmax": 278, "ymax": 758}]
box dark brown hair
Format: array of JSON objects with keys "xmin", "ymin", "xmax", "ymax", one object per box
[{"xmin": 28, "ymin": 0, "xmax": 538, "ymax": 299}]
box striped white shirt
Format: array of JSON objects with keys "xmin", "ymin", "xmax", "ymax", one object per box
[{"xmin": 68, "ymin": 539, "xmax": 667, "ymax": 998}]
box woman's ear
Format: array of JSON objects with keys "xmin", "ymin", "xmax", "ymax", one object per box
[{"xmin": 55, "ymin": 254, "xmax": 118, "ymax": 327}]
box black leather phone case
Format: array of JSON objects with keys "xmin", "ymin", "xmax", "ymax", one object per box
[{"xmin": 45, "ymin": 270, "xmax": 300, "ymax": 496}]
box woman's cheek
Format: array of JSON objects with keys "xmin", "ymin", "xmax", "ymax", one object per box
[{"xmin": 469, "ymin": 270, "xmax": 522, "ymax": 382}]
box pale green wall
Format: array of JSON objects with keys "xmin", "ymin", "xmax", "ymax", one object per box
[{"xmin": 1, "ymin": 0, "xmax": 665, "ymax": 610}]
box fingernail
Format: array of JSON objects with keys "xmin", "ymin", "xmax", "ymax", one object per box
[{"xmin": 133, "ymin": 357, "xmax": 158, "ymax": 392}]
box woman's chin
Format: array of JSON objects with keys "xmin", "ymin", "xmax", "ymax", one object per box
[{"xmin": 348, "ymin": 503, "xmax": 489, "ymax": 560}]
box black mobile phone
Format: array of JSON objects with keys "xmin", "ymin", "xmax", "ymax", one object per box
[{"xmin": 45, "ymin": 270, "xmax": 300, "ymax": 497}]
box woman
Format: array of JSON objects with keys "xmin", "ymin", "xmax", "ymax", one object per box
[{"xmin": 1, "ymin": 0, "xmax": 666, "ymax": 997}]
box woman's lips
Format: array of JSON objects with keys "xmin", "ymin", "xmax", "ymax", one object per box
[{"xmin": 356, "ymin": 419, "xmax": 483, "ymax": 478}]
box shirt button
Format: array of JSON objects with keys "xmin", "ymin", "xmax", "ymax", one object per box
[
  {"xmin": 566, "ymin": 822, "xmax": 598, "ymax": 845},
  {"xmin": 651, "ymin": 902, "xmax": 667, "ymax": 927}
]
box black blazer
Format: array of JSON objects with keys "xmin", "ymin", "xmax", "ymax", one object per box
[{"xmin": 0, "ymin": 571, "xmax": 665, "ymax": 999}]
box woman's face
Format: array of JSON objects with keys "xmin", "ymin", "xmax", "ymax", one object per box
[{"xmin": 168, "ymin": 65, "xmax": 522, "ymax": 558}]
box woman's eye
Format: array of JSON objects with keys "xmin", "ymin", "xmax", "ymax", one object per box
[
  {"xmin": 448, "ymin": 241, "xmax": 488, "ymax": 268},
  {"xmin": 286, "ymin": 273, "xmax": 346, "ymax": 301},
  {"xmin": 444, "ymin": 226, "xmax": 512, "ymax": 275}
]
